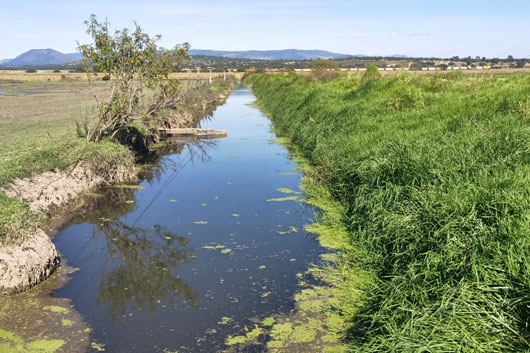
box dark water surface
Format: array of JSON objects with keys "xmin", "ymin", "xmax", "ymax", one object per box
[{"xmin": 53, "ymin": 87, "xmax": 325, "ymax": 352}]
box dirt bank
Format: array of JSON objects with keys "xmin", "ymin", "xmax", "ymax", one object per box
[
  {"xmin": 0, "ymin": 160, "xmax": 137, "ymax": 295},
  {"xmin": 0, "ymin": 81, "xmax": 238, "ymax": 296}
]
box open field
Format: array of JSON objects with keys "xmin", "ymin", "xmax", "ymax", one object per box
[
  {"xmin": 248, "ymin": 71, "xmax": 530, "ymax": 352},
  {"xmin": 0, "ymin": 71, "xmax": 244, "ymax": 82}
]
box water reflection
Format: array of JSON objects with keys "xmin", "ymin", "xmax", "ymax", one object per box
[
  {"xmin": 140, "ymin": 138, "xmax": 220, "ymax": 185},
  {"xmin": 65, "ymin": 139, "xmax": 221, "ymax": 325},
  {"xmin": 93, "ymin": 220, "xmax": 197, "ymax": 324}
]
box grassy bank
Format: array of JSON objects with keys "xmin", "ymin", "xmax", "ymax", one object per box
[
  {"xmin": 0, "ymin": 77, "xmax": 236, "ymax": 240},
  {"xmin": 247, "ymin": 72, "xmax": 530, "ymax": 351}
]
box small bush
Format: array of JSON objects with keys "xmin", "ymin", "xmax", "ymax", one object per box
[
  {"xmin": 361, "ymin": 65, "xmax": 381, "ymax": 84},
  {"xmin": 312, "ymin": 59, "xmax": 339, "ymax": 82},
  {"xmin": 52, "ymin": 69, "xmax": 61, "ymax": 73},
  {"xmin": 25, "ymin": 69, "xmax": 37, "ymax": 73}
]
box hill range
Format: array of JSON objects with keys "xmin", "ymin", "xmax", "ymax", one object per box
[{"xmin": 0, "ymin": 48, "xmax": 359, "ymax": 67}]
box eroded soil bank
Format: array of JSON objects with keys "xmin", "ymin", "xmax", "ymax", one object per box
[
  {"xmin": 0, "ymin": 80, "xmax": 237, "ymax": 297},
  {"xmin": 0, "ymin": 159, "xmax": 137, "ymax": 296}
]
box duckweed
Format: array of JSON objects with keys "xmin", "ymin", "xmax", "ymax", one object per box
[
  {"xmin": 262, "ymin": 317, "xmax": 276, "ymax": 327},
  {"xmin": 266, "ymin": 196, "xmax": 298, "ymax": 202},
  {"xmin": 42, "ymin": 305, "xmax": 69, "ymax": 314}
]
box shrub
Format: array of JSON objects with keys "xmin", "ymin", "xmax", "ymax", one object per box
[
  {"xmin": 361, "ymin": 64, "xmax": 381, "ymax": 83},
  {"xmin": 311, "ymin": 59, "xmax": 339, "ymax": 82}
]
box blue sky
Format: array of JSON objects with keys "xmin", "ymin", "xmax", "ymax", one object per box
[{"xmin": 1, "ymin": 0, "xmax": 529, "ymax": 59}]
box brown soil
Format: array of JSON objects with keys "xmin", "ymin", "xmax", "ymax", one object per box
[
  {"xmin": 3, "ymin": 161, "xmax": 137, "ymax": 214},
  {"xmin": 0, "ymin": 160, "xmax": 137, "ymax": 295}
]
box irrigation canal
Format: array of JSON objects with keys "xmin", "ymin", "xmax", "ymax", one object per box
[{"xmin": 51, "ymin": 86, "xmax": 325, "ymax": 352}]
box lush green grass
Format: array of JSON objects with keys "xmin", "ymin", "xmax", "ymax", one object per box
[{"xmin": 248, "ymin": 72, "xmax": 530, "ymax": 352}]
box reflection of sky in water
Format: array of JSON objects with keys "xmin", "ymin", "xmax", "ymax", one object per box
[{"xmin": 53, "ymin": 87, "xmax": 326, "ymax": 352}]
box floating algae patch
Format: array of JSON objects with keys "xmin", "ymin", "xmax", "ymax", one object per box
[
  {"xmin": 268, "ymin": 137, "xmax": 289, "ymax": 145},
  {"xmin": 203, "ymin": 245, "xmax": 225, "ymax": 250},
  {"xmin": 113, "ymin": 184, "xmax": 145, "ymax": 190},
  {"xmin": 276, "ymin": 188, "xmax": 299, "ymax": 194},
  {"xmin": 218, "ymin": 317, "xmax": 233, "ymax": 325},
  {"xmin": 262, "ymin": 317, "xmax": 276, "ymax": 327},
  {"xmin": 125, "ymin": 200, "xmax": 134, "ymax": 204},
  {"xmin": 169, "ymin": 199, "xmax": 177, "ymax": 203},
  {"xmin": 277, "ymin": 172, "xmax": 298, "ymax": 176},
  {"xmin": 194, "ymin": 221, "xmax": 208, "ymax": 225},
  {"xmin": 267, "ymin": 196, "xmax": 298, "ymax": 202},
  {"xmin": 227, "ymin": 156, "xmax": 240, "ymax": 159},
  {"xmin": 0, "ymin": 265, "xmax": 90, "ymax": 353},
  {"xmin": 226, "ymin": 327, "xmax": 263, "ymax": 346},
  {"xmin": 221, "ymin": 248, "xmax": 232, "ymax": 254},
  {"xmin": 43, "ymin": 305, "xmax": 69, "ymax": 314},
  {"xmin": 61, "ymin": 319, "xmax": 73, "ymax": 327},
  {"xmin": 232, "ymin": 214, "xmax": 240, "ymax": 217},
  {"xmin": 91, "ymin": 341, "xmax": 106, "ymax": 351},
  {"xmin": 0, "ymin": 329, "xmax": 65, "ymax": 353}
]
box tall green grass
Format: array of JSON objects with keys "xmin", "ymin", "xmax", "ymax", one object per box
[{"xmin": 248, "ymin": 72, "xmax": 530, "ymax": 352}]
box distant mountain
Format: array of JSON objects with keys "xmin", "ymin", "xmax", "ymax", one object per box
[
  {"xmin": 0, "ymin": 59, "xmax": 12, "ymax": 65},
  {"xmin": 188, "ymin": 49, "xmax": 352, "ymax": 60},
  {"xmin": 0, "ymin": 49, "xmax": 81, "ymax": 66}
]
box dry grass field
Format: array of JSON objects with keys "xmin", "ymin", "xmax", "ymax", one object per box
[{"xmin": 0, "ymin": 71, "xmax": 243, "ymax": 82}]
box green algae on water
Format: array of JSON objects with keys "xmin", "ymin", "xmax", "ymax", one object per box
[
  {"xmin": 42, "ymin": 305, "xmax": 69, "ymax": 314},
  {"xmin": 221, "ymin": 248, "xmax": 232, "ymax": 254},
  {"xmin": 113, "ymin": 185, "xmax": 145, "ymax": 190},
  {"xmin": 203, "ymin": 245, "xmax": 225, "ymax": 250},
  {"xmin": 0, "ymin": 329, "xmax": 65, "ymax": 353},
  {"xmin": 262, "ymin": 317, "xmax": 276, "ymax": 327},
  {"xmin": 218, "ymin": 317, "xmax": 233, "ymax": 325},
  {"xmin": 91, "ymin": 342, "xmax": 106, "ymax": 351},
  {"xmin": 276, "ymin": 188, "xmax": 299, "ymax": 194},
  {"xmin": 61, "ymin": 319, "xmax": 73, "ymax": 327},
  {"xmin": 267, "ymin": 196, "xmax": 298, "ymax": 202},
  {"xmin": 194, "ymin": 221, "xmax": 208, "ymax": 225}
]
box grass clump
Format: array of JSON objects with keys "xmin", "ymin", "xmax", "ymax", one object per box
[{"xmin": 247, "ymin": 72, "xmax": 530, "ymax": 351}]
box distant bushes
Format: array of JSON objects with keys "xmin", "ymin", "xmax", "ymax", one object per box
[
  {"xmin": 25, "ymin": 69, "xmax": 37, "ymax": 73},
  {"xmin": 311, "ymin": 59, "xmax": 339, "ymax": 82},
  {"xmin": 248, "ymin": 72, "xmax": 530, "ymax": 352}
]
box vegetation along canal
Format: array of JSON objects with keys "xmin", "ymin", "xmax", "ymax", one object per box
[{"xmin": 52, "ymin": 87, "xmax": 325, "ymax": 352}]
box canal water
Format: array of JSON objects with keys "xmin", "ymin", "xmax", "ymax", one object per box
[{"xmin": 52, "ymin": 87, "xmax": 325, "ymax": 352}]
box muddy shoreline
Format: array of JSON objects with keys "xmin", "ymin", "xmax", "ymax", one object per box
[{"xmin": 0, "ymin": 84, "xmax": 235, "ymax": 296}]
